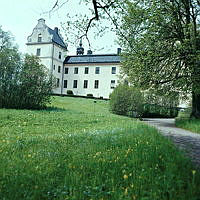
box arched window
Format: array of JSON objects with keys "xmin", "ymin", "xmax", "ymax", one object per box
[{"xmin": 38, "ymin": 34, "xmax": 42, "ymax": 42}]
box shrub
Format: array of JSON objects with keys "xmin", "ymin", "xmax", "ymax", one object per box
[
  {"xmin": 18, "ymin": 55, "xmax": 53, "ymax": 109},
  {"xmin": 87, "ymin": 93, "xmax": 93, "ymax": 97},
  {"xmin": 0, "ymin": 27, "xmax": 53, "ymax": 109},
  {"xmin": 67, "ymin": 90, "xmax": 74, "ymax": 96},
  {"xmin": 142, "ymin": 91, "xmax": 179, "ymax": 118},
  {"xmin": 109, "ymin": 84, "xmax": 144, "ymax": 117}
]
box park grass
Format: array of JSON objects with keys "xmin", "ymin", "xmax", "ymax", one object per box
[
  {"xmin": 176, "ymin": 118, "xmax": 200, "ymax": 134},
  {"xmin": 0, "ymin": 96, "xmax": 200, "ymax": 200},
  {"xmin": 175, "ymin": 109, "xmax": 200, "ymax": 134}
]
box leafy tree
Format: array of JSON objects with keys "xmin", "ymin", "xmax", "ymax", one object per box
[
  {"xmin": 53, "ymin": 0, "xmax": 200, "ymax": 118},
  {"xmin": 19, "ymin": 55, "xmax": 54, "ymax": 109},
  {"xmin": 118, "ymin": 0, "xmax": 200, "ymax": 118},
  {"xmin": 0, "ymin": 27, "xmax": 53, "ymax": 109},
  {"xmin": 143, "ymin": 90, "xmax": 179, "ymax": 118},
  {"xmin": 0, "ymin": 27, "xmax": 22, "ymax": 108}
]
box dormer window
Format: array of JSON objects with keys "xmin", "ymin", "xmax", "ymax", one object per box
[
  {"xmin": 38, "ymin": 34, "xmax": 42, "ymax": 42},
  {"xmin": 59, "ymin": 52, "xmax": 61, "ymax": 59}
]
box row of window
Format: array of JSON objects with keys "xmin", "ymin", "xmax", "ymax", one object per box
[
  {"xmin": 56, "ymin": 79, "xmax": 116, "ymax": 89},
  {"xmin": 36, "ymin": 48, "xmax": 62, "ymax": 59},
  {"xmin": 62, "ymin": 67, "xmax": 116, "ymax": 75}
]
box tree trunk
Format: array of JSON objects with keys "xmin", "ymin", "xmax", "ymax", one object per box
[{"xmin": 191, "ymin": 92, "xmax": 200, "ymax": 118}]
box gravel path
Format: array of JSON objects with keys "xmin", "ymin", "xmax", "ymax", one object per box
[{"xmin": 143, "ymin": 118, "xmax": 200, "ymax": 167}]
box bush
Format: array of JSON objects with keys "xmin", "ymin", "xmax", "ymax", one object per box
[
  {"xmin": 142, "ymin": 90, "xmax": 179, "ymax": 118},
  {"xmin": 18, "ymin": 55, "xmax": 53, "ymax": 109},
  {"xmin": 87, "ymin": 93, "xmax": 93, "ymax": 97},
  {"xmin": 109, "ymin": 84, "xmax": 144, "ymax": 117},
  {"xmin": 0, "ymin": 27, "xmax": 53, "ymax": 109},
  {"xmin": 67, "ymin": 90, "xmax": 74, "ymax": 96},
  {"xmin": 143, "ymin": 104, "xmax": 178, "ymax": 118}
]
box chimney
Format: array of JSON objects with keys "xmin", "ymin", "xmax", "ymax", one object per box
[
  {"xmin": 117, "ymin": 48, "xmax": 121, "ymax": 55},
  {"xmin": 87, "ymin": 49, "xmax": 93, "ymax": 55},
  {"xmin": 54, "ymin": 27, "xmax": 59, "ymax": 34}
]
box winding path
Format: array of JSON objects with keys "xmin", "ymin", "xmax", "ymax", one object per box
[{"xmin": 143, "ymin": 118, "xmax": 200, "ymax": 167}]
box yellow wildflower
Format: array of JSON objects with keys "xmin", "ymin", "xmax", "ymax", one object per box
[
  {"xmin": 192, "ymin": 170, "xmax": 196, "ymax": 175},
  {"xmin": 123, "ymin": 174, "xmax": 128, "ymax": 179},
  {"xmin": 124, "ymin": 188, "xmax": 128, "ymax": 195}
]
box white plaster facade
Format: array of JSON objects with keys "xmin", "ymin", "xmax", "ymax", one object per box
[
  {"xmin": 26, "ymin": 19, "xmax": 121, "ymax": 99},
  {"xmin": 26, "ymin": 18, "xmax": 67, "ymax": 94},
  {"xmin": 62, "ymin": 63, "xmax": 121, "ymax": 98}
]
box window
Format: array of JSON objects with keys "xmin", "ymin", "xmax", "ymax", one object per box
[
  {"xmin": 58, "ymin": 66, "xmax": 61, "ymax": 73},
  {"xmin": 94, "ymin": 80, "xmax": 99, "ymax": 89},
  {"xmin": 95, "ymin": 67, "xmax": 100, "ymax": 74},
  {"xmin": 36, "ymin": 48, "xmax": 41, "ymax": 56},
  {"xmin": 74, "ymin": 67, "xmax": 78, "ymax": 74},
  {"xmin": 65, "ymin": 67, "xmax": 68, "ymax": 74},
  {"xmin": 73, "ymin": 80, "xmax": 78, "ymax": 88},
  {"xmin": 83, "ymin": 80, "xmax": 88, "ymax": 88},
  {"xmin": 84, "ymin": 67, "xmax": 89, "ymax": 74},
  {"xmin": 59, "ymin": 52, "xmax": 61, "ymax": 59},
  {"xmin": 56, "ymin": 78, "xmax": 60, "ymax": 87},
  {"xmin": 38, "ymin": 34, "xmax": 42, "ymax": 42},
  {"xmin": 64, "ymin": 80, "xmax": 68, "ymax": 88},
  {"xmin": 111, "ymin": 80, "xmax": 115, "ymax": 89},
  {"xmin": 53, "ymin": 65, "xmax": 55, "ymax": 70},
  {"xmin": 112, "ymin": 67, "xmax": 116, "ymax": 74}
]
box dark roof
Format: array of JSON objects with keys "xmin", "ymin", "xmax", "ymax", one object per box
[
  {"xmin": 48, "ymin": 28, "xmax": 67, "ymax": 50},
  {"xmin": 64, "ymin": 54, "xmax": 121, "ymax": 64}
]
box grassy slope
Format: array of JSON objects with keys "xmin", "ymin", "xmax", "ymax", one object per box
[
  {"xmin": 0, "ymin": 96, "xmax": 200, "ymax": 200},
  {"xmin": 176, "ymin": 110, "xmax": 200, "ymax": 134}
]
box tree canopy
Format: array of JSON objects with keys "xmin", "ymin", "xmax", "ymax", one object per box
[
  {"xmin": 0, "ymin": 27, "xmax": 54, "ymax": 109},
  {"xmin": 118, "ymin": 0, "xmax": 200, "ymax": 118}
]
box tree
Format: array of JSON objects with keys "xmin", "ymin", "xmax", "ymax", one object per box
[
  {"xmin": 0, "ymin": 27, "xmax": 22, "ymax": 108},
  {"xmin": 0, "ymin": 27, "xmax": 54, "ymax": 109},
  {"xmin": 51, "ymin": 0, "xmax": 200, "ymax": 117},
  {"xmin": 19, "ymin": 55, "xmax": 54, "ymax": 109},
  {"xmin": 118, "ymin": 0, "xmax": 200, "ymax": 118}
]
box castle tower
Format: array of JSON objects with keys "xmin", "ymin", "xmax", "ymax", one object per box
[{"xmin": 26, "ymin": 18, "xmax": 68, "ymax": 94}]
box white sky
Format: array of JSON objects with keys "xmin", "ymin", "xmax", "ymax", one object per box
[{"xmin": 0, "ymin": 0, "xmax": 118, "ymax": 55}]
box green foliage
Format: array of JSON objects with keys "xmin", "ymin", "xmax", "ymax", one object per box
[
  {"xmin": 67, "ymin": 90, "xmax": 74, "ymax": 96},
  {"xmin": 118, "ymin": 0, "xmax": 200, "ymax": 118},
  {"xmin": 0, "ymin": 96, "xmax": 200, "ymax": 199},
  {"xmin": 176, "ymin": 117, "xmax": 200, "ymax": 134},
  {"xmin": 143, "ymin": 91, "xmax": 179, "ymax": 118},
  {"xmin": 109, "ymin": 84, "xmax": 144, "ymax": 117},
  {"xmin": 87, "ymin": 93, "xmax": 93, "ymax": 97},
  {"xmin": 0, "ymin": 27, "xmax": 53, "ymax": 109},
  {"xmin": 175, "ymin": 107, "xmax": 200, "ymax": 133},
  {"xmin": 18, "ymin": 55, "xmax": 53, "ymax": 109}
]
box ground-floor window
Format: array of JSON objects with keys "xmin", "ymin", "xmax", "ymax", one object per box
[
  {"xmin": 111, "ymin": 80, "xmax": 116, "ymax": 89},
  {"xmin": 56, "ymin": 78, "xmax": 60, "ymax": 87},
  {"xmin": 94, "ymin": 80, "xmax": 99, "ymax": 89},
  {"xmin": 73, "ymin": 80, "xmax": 78, "ymax": 88}
]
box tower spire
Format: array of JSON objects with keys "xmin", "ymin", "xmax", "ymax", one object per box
[{"xmin": 76, "ymin": 39, "xmax": 84, "ymax": 55}]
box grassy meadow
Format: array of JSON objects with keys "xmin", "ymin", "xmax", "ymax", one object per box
[
  {"xmin": 0, "ymin": 96, "xmax": 200, "ymax": 200},
  {"xmin": 176, "ymin": 109, "xmax": 200, "ymax": 134},
  {"xmin": 176, "ymin": 118, "xmax": 200, "ymax": 134}
]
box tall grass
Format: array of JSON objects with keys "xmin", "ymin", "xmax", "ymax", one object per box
[
  {"xmin": 0, "ymin": 96, "xmax": 200, "ymax": 199},
  {"xmin": 176, "ymin": 108, "xmax": 200, "ymax": 133}
]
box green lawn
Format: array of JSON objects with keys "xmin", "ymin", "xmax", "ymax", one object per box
[
  {"xmin": 175, "ymin": 109, "xmax": 200, "ymax": 134},
  {"xmin": 0, "ymin": 96, "xmax": 200, "ymax": 200},
  {"xmin": 176, "ymin": 118, "xmax": 200, "ymax": 134}
]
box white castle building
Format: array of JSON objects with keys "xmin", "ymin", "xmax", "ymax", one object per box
[{"xmin": 26, "ymin": 19, "xmax": 121, "ymax": 99}]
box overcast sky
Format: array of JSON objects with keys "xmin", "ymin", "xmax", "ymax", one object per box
[{"xmin": 0, "ymin": 0, "xmax": 118, "ymax": 55}]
